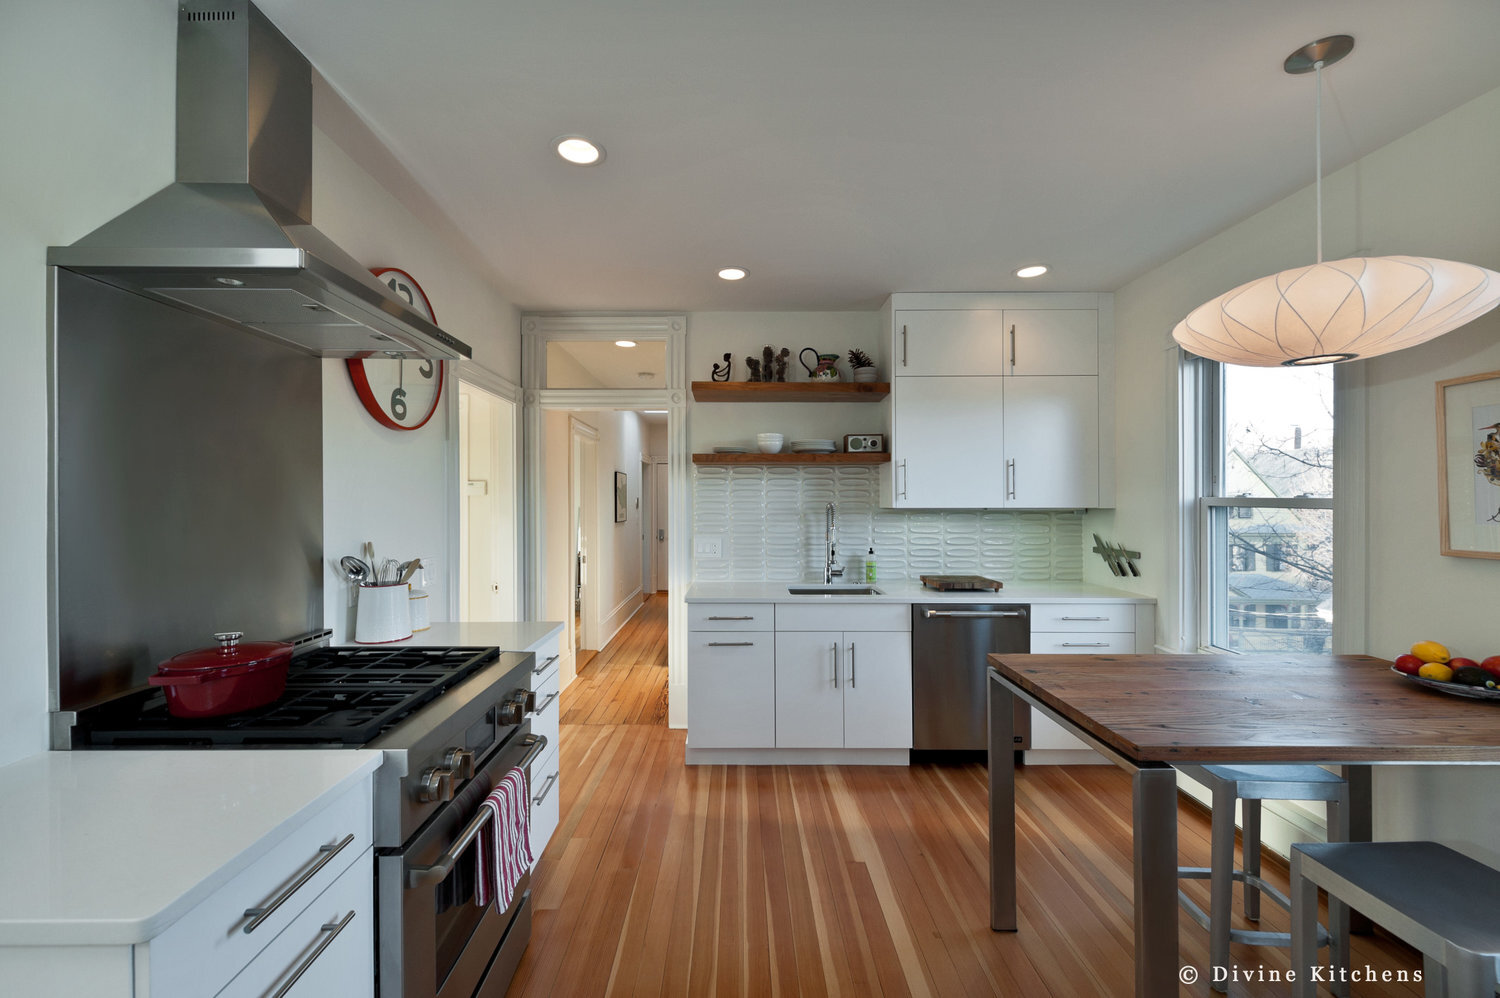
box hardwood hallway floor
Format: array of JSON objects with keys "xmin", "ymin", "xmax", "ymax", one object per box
[{"xmin": 508, "ymin": 598, "xmax": 1423, "ymax": 997}]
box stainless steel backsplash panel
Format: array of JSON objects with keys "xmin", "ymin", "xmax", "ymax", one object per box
[{"xmin": 51, "ymin": 268, "xmax": 322, "ymax": 710}]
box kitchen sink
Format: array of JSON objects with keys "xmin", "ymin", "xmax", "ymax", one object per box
[{"xmin": 786, "ymin": 585, "xmax": 885, "ymax": 595}]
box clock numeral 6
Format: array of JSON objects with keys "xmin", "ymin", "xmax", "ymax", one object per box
[
  {"xmin": 418, "ymin": 359, "xmax": 434, "ymax": 379},
  {"xmin": 390, "ymin": 387, "xmax": 408, "ymax": 421}
]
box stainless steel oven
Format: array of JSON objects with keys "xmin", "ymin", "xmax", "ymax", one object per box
[{"xmin": 379, "ymin": 726, "xmax": 549, "ymax": 998}]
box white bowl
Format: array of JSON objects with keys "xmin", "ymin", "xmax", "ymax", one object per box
[{"xmin": 756, "ymin": 433, "xmax": 784, "ymax": 454}]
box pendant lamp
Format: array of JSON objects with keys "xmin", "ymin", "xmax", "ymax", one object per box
[{"xmin": 1172, "ymin": 35, "xmax": 1500, "ymax": 367}]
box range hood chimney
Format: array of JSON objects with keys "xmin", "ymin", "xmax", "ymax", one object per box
[{"xmin": 47, "ymin": 0, "xmax": 471, "ymax": 360}]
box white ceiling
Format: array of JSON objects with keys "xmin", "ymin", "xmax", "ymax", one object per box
[{"xmin": 259, "ymin": 0, "xmax": 1500, "ymax": 312}]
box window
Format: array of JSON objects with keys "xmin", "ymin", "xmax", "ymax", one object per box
[{"xmin": 1199, "ymin": 363, "xmax": 1333, "ymax": 653}]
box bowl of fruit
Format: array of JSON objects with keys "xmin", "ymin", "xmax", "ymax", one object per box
[{"xmin": 1391, "ymin": 641, "xmax": 1500, "ymax": 701}]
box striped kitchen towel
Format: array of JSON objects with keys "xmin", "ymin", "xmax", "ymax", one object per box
[{"xmin": 475, "ymin": 767, "xmax": 532, "ymax": 910}]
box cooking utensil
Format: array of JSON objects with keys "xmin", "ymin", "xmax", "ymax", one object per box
[
  {"xmin": 147, "ymin": 631, "xmax": 292, "ymax": 718},
  {"xmin": 340, "ymin": 556, "xmax": 372, "ymax": 584},
  {"xmin": 398, "ymin": 558, "xmax": 422, "ymax": 585}
]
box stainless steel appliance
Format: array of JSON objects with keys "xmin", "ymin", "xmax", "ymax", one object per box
[
  {"xmin": 69, "ymin": 640, "xmax": 546, "ymax": 998},
  {"xmin": 912, "ymin": 604, "xmax": 1031, "ymax": 751}
]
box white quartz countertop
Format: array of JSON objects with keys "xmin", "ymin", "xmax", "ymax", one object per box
[
  {"xmin": 0, "ymin": 749, "xmax": 381, "ymax": 946},
  {"xmin": 686, "ymin": 579, "xmax": 1155, "ymax": 604},
  {"xmin": 394, "ymin": 621, "xmax": 563, "ymax": 652}
]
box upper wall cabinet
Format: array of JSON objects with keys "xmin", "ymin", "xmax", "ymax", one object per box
[{"xmin": 878, "ymin": 293, "xmax": 1114, "ymax": 511}]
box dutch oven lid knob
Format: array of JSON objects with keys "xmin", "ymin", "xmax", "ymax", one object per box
[{"xmin": 214, "ymin": 631, "xmax": 244, "ymax": 650}]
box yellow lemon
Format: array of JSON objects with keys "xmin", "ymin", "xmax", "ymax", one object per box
[
  {"xmin": 1418, "ymin": 662, "xmax": 1455, "ymax": 682},
  {"xmin": 1410, "ymin": 641, "xmax": 1451, "ymax": 664}
]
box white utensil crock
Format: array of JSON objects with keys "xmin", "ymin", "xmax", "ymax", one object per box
[
  {"xmin": 355, "ymin": 583, "xmax": 412, "ymax": 643},
  {"xmin": 409, "ymin": 589, "xmax": 430, "ymax": 632}
]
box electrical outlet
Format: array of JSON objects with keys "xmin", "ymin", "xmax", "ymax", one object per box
[{"xmin": 694, "ymin": 535, "xmax": 724, "ymax": 558}]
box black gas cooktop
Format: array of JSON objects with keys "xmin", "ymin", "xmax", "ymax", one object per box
[{"xmin": 73, "ymin": 645, "xmax": 503, "ymax": 747}]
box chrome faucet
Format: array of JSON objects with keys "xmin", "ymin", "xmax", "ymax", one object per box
[{"xmin": 824, "ymin": 502, "xmax": 844, "ymax": 583}]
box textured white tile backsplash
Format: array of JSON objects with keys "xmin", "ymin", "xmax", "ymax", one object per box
[{"xmin": 692, "ymin": 465, "xmax": 1084, "ymax": 582}]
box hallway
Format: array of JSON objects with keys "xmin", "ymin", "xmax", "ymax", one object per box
[{"xmin": 560, "ymin": 593, "xmax": 669, "ymax": 727}]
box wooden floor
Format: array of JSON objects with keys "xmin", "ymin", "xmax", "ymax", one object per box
[{"xmin": 509, "ymin": 594, "xmax": 1424, "ymax": 997}]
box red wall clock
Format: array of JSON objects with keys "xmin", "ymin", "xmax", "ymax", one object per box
[{"xmin": 347, "ymin": 268, "xmax": 445, "ymax": 431}]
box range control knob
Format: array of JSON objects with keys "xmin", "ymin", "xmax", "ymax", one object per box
[
  {"xmin": 415, "ymin": 767, "xmax": 455, "ymax": 803},
  {"xmin": 443, "ymin": 748, "xmax": 475, "ymax": 780},
  {"xmin": 498, "ymin": 694, "xmax": 528, "ymax": 726}
]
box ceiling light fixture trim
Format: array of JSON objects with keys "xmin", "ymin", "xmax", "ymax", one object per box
[
  {"xmin": 615, "ymin": 339, "xmax": 637, "ymax": 347},
  {"xmin": 555, "ymin": 135, "xmax": 604, "ymax": 165},
  {"xmin": 1171, "ymin": 35, "xmax": 1500, "ymax": 367}
]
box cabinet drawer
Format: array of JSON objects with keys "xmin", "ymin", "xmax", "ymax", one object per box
[
  {"xmin": 1028, "ymin": 603, "xmax": 1136, "ymax": 632},
  {"xmin": 529, "ymin": 742, "xmax": 561, "ymax": 862},
  {"xmin": 529, "ymin": 634, "xmax": 562, "ymax": 686},
  {"xmin": 688, "ymin": 635, "xmax": 775, "ymax": 748},
  {"xmin": 529, "ymin": 667, "xmax": 561, "ymax": 759},
  {"xmin": 146, "ymin": 779, "xmax": 373, "ymax": 998},
  {"xmin": 688, "ymin": 603, "xmax": 773, "ymax": 631},
  {"xmin": 215, "ymin": 848, "xmax": 373, "ymax": 998},
  {"xmin": 775, "ymin": 602, "xmax": 910, "ymax": 632},
  {"xmin": 1030, "ymin": 712, "xmax": 1092, "ymax": 752},
  {"xmin": 1029, "ymin": 631, "xmax": 1136, "ymax": 653}
]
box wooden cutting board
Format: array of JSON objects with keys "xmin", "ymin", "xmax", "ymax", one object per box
[{"xmin": 920, "ymin": 575, "xmax": 1003, "ymax": 591}]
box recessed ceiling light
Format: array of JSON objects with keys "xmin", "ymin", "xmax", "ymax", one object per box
[
  {"xmin": 615, "ymin": 339, "xmax": 637, "ymax": 348},
  {"xmin": 718, "ymin": 268, "xmax": 747, "ymax": 281},
  {"xmin": 643, "ymin": 410, "xmax": 668, "ymax": 414},
  {"xmin": 1016, "ymin": 265, "xmax": 1049, "ymax": 279},
  {"xmin": 555, "ymin": 136, "xmax": 604, "ymax": 165}
]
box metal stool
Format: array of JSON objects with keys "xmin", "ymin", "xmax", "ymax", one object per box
[
  {"xmin": 1291, "ymin": 841, "xmax": 1500, "ymax": 998},
  {"xmin": 1176, "ymin": 764, "xmax": 1351, "ymax": 994}
]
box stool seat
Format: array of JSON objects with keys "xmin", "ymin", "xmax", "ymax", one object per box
[{"xmin": 1192, "ymin": 763, "xmax": 1348, "ymax": 792}]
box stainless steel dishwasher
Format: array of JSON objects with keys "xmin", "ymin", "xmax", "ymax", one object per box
[{"xmin": 912, "ymin": 604, "xmax": 1031, "ymax": 751}]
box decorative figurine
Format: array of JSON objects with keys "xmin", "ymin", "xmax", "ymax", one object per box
[
  {"xmin": 710, "ymin": 352, "xmax": 732, "ymax": 382},
  {"xmin": 745, "ymin": 356, "xmax": 762, "ymax": 381},
  {"xmin": 762, "ymin": 346, "xmax": 775, "ymax": 382},
  {"xmin": 773, "ymin": 347, "xmax": 790, "ymax": 382}
]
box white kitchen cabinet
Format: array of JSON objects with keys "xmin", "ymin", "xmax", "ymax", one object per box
[
  {"xmin": 528, "ymin": 632, "xmax": 562, "ymax": 859},
  {"xmin": 688, "ymin": 608, "xmax": 775, "ymax": 749},
  {"xmin": 773, "ymin": 631, "xmax": 912, "ymax": 749},
  {"xmin": 892, "ymin": 307, "xmax": 1097, "ymax": 377},
  {"xmin": 1003, "ymin": 376, "xmax": 1100, "ymax": 508},
  {"xmin": 1026, "ymin": 601, "xmax": 1155, "ymax": 759}
]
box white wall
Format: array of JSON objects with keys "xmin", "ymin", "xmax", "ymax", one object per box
[
  {"xmin": 1093, "ymin": 84, "xmax": 1500, "ymax": 864},
  {"xmin": 592, "ymin": 411, "xmax": 648, "ymax": 638},
  {"xmin": 0, "ymin": 0, "xmax": 520, "ymax": 764}
]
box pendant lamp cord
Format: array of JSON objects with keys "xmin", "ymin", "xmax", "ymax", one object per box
[{"xmin": 1314, "ymin": 59, "xmax": 1324, "ymax": 264}]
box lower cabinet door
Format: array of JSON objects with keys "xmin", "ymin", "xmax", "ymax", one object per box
[
  {"xmin": 841, "ymin": 634, "xmax": 913, "ymax": 749},
  {"xmin": 688, "ymin": 633, "xmax": 775, "ymax": 748},
  {"xmin": 529, "ymin": 742, "xmax": 561, "ymax": 861},
  {"xmin": 774, "ymin": 631, "xmax": 845, "ymax": 748}
]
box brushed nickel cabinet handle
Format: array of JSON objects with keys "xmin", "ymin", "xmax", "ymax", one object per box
[
  {"xmin": 268, "ymin": 911, "xmax": 356, "ymax": 998},
  {"xmin": 1060, "ymin": 642, "xmax": 1110, "ymax": 648},
  {"xmin": 708, "ymin": 641, "xmax": 754, "ymax": 647},
  {"xmin": 707, "ymin": 615, "xmax": 755, "ymax": 621},
  {"xmin": 532, "ymin": 771, "xmax": 560, "ymax": 806},
  {"xmin": 901, "ymin": 324, "xmax": 908, "ymax": 367},
  {"xmin": 242, "ymin": 833, "xmax": 355, "ymax": 933},
  {"xmin": 831, "ymin": 642, "xmax": 839, "ymax": 688},
  {"xmin": 532, "ymin": 691, "xmax": 559, "ymax": 715},
  {"xmin": 1009, "ymin": 323, "xmax": 1016, "ymax": 369},
  {"xmin": 849, "ymin": 643, "xmax": 857, "ymax": 688},
  {"xmin": 533, "ymin": 654, "xmax": 559, "ymax": 675},
  {"xmin": 1059, "ymin": 616, "xmax": 1110, "ymax": 621}
]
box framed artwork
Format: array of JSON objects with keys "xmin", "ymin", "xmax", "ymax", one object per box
[
  {"xmin": 1436, "ymin": 370, "xmax": 1500, "ymax": 558},
  {"xmin": 614, "ymin": 471, "xmax": 628, "ymax": 523}
]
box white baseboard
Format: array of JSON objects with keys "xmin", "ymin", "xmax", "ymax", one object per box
[
  {"xmin": 685, "ymin": 747, "xmax": 909, "ymax": 766},
  {"xmin": 1024, "ymin": 749, "xmax": 1106, "ymax": 765},
  {"xmin": 598, "ymin": 588, "xmax": 644, "ymax": 649}
]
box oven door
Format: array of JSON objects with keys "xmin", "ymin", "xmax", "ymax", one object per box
[{"xmin": 378, "ymin": 729, "xmax": 549, "ymax": 998}]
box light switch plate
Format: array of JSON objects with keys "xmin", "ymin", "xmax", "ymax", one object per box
[{"xmin": 694, "ymin": 535, "xmax": 724, "ymax": 558}]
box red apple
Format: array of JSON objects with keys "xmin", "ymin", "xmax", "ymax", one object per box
[
  {"xmin": 1393, "ymin": 654, "xmax": 1425, "ymax": 675},
  {"xmin": 1449, "ymin": 657, "xmax": 1479, "ymax": 671},
  {"xmin": 1479, "ymin": 656, "xmax": 1500, "ymax": 680}
]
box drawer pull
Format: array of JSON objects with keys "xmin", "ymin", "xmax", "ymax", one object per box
[
  {"xmin": 708, "ymin": 641, "xmax": 754, "ymax": 647},
  {"xmin": 1060, "ymin": 642, "xmax": 1110, "ymax": 648},
  {"xmin": 268, "ymin": 910, "xmax": 356, "ymax": 998},
  {"xmin": 923, "ymin": 609, "xmax": 1027, "ymax": 619},
  {"xmin": 533, "ymin": 654, "xmax": 559, "ymax": 675},
  {"xmin": 532, "ymin": 771, "xmax": 560, "ymax": 806},
  {"xmin": 242, "ymin": 833, "xmax": 356, "ymax": 934},
  {"xmin": 1057, "ymin": 615, "xmax": 1110, "ymax": 621},
  {"xmin": 532, "ymin": 691, "xmax": 559, "ymax": 716},
  {"xmin": 707, "ymin": 615, "xmax": 755, "ymax": 621}
]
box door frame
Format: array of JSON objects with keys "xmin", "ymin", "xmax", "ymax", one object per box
[
  {"xmin": 521, "ymin": 314, "xmax": 690, "ymax": 725},
  {"xmin": 448, "ymin": 362, "xmax": 522, "ymax": 624},
  {"xmin": 569, "ymin": 415, "xmax": 599, "ymax": 657}
]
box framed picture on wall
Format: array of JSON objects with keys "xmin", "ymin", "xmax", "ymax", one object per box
[
  {"xmin": 614, "ymin": 471, "xmax": 628, "ymax": 523},
  {"xmin": 1437, "ymin": 369, "xmax": 1500, "ymax": 558}
]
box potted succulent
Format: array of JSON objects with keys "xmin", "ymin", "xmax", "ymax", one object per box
[{"xmin": 847, "ymin": 348, "xmax": 878, "ymax": 382}]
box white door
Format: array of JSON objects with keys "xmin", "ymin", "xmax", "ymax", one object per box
[
  {"xmin": 1004, "ymin": 376, "xmax": 1100, "ymax": 508},
  {"xmin": 458, "ymin": 382, "xmax": 518, "ymax": 621},
  {"xmin": 1002, "ymin": 309, "xmax": 1098, "ymax": 376},
  {"xmin": 892, "ymin": 375, "xmax": 1007, "ymax": 508},
  {"xmin": 894, "ymin": 310, "xmax": 1008, "ymax": 376},
  {"xmin": 841, "ymin": 633, "xmax": 913, "ymax": 748},
  {"xmin": 653, "ymin": 461, "xmax": 669, "ymax": 592},
  {"xmin": 570, "ymin": 421, "xmax": 598, "ymax": 654},
  {"xmin": 773, "ymin": 631, "xmax": 844, "ymax": 748}
]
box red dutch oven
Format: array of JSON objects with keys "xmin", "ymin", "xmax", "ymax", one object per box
[{"xmin": 148, "ymin": 631, "xmax": 293, "ymax": 718}]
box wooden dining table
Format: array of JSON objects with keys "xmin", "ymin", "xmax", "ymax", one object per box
[{"xmin": 987, "ymin": 653, "xmax": 1500, "ymax": 997}]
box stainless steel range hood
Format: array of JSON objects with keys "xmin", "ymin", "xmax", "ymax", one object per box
[{"xmin": 47, "ymin": 0, "xmax": 470, "ymax": 360}]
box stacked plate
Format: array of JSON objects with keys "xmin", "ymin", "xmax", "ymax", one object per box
[
  {"xmin": 712, "ymin": 446, "xmax": 748, "ymax": 454},
  {"xmin": 790, "ymin": 439, "xmax": 837, "ymax": 454}
]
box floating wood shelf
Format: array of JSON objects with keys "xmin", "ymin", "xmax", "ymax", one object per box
[
  {"xmin": 691, "ymin": 381, "xmax": 889, "ymax": 403},
  {"xmin": 692, "ymin": 452, "xmax": 891, "ymax": 466}
]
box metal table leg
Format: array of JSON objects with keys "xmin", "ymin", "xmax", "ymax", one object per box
[
  {"xmin": 1134, "ymin": 765, "xmax": 1179, "ymax": 997},
  {"xmin": 988, "ymin": 672, "xmax": 1017, "ymax": 931}
]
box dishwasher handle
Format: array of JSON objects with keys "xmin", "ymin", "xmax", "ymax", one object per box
[{"xmin": 922, "ymin": 609, "xmax": 1028, "ymax": 619}]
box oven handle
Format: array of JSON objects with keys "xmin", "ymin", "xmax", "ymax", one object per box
[
  {"xmin": 922, "ymin": 609, "xmax": 1027, "ymax": 618},
  {"xmin": 405, "ymin": 734, "xmax": 549, "ymax": 889}
]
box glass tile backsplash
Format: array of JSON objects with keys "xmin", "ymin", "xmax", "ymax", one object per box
[{"xmin": 692, "ymin": 465, "xmax": 1084, "ymax": 582}]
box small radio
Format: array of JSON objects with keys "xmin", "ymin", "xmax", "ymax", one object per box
[{"xmin": 843, "ymin": 434, "xmax": 885, "ymax": 453}]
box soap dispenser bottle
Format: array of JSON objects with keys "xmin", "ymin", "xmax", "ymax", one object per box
[{"xmin": 865, "ymin": 547, "xmax": 877, "ymax": 583}]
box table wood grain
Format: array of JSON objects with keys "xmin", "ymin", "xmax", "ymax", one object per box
[{"xmin": 989, "ymin": 653, "xmax": 1500, "ymax": 764}]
